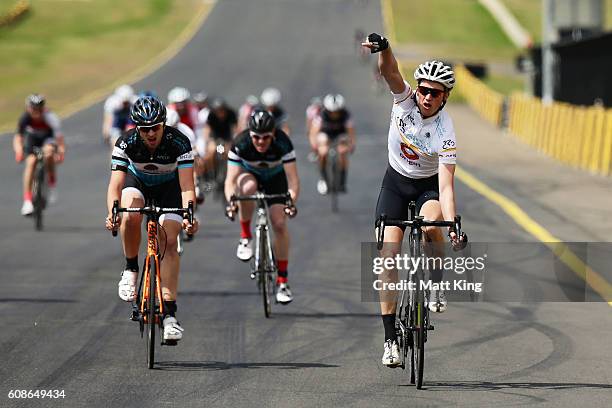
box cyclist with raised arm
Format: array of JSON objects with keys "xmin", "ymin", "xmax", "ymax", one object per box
[
  {"xmin": 13, "ymin": 94, "xmax": 65, "ymax": 215},
  {"xmin": 105, "ymin": 96, "xmax": 199, "ymax": 343},
  {"xmin": 224, "ymin": 110, "xmax": 299, "ymax": 304},
  {"xmin": 363, "ymin": 33, "xmax": 465, "ymax": 367},
  {"xmin": 309, "ymin": 94, "xmax": 355, "ymax": 195},
  {"xmin": 261, "ymin": 87, "xmax": 290, "ymax": 135}
]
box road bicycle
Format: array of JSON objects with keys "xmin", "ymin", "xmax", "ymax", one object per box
[
  {"xmin": 111, "ymin": 199, "xmax": 194, "ymax": 369},
  {"xmin": 227, "ymin": 192, "xmax": 296, "ymax": 318},
  {"xmin": 30, "ymin": 147, "xmax": 47, "ymax": 231},
  {"xmin": 376, "ymin": 202, "xmax": 464, "ymax": 388}
]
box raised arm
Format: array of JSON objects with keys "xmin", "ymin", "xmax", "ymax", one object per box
[{"xmin": 362, "ymin": 33, "xmax": 406, "ymax": 94}]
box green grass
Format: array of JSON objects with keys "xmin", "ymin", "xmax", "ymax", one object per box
[
  {"xmin": 391, "ymin": 0, "xmax": 517, "ymax": 60},
  {"xmin": 0, "ymin": 0, "xmax": 205, "ymax": 128},
  {"xmin": 504, "ymin": 0, "xmax": 612, "ymax": 43}
]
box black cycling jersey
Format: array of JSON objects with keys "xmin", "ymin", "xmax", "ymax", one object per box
[
  {"xmin": 18, "ymin": 111, "xmax": 60, "ymax": 154},
  {"xmin": 319, "ymin": 108, "xmax": 351, "ymax": 138},
  {"xmin": 206, "ymin": 108, "xmax": 237, "ymax": 141},
  {"xmin": 228, "ymin": 129, "xmax": 296, "ymax": 181},
  {"xmin": 111, "ymin": 105, "xmax": 132, "ymax": 132},
  {"xmin": 111, "ymin": 126, "xmax": 194, "ymax": 186}
]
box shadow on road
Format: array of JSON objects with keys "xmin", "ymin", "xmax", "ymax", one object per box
[
  {"xmin": 179, "ymin": 290, "xmax": 259, "ymax": 297},
  {"xmin": 413, "ymin": 381, "xmax": 612, "ymax": 391},
  {"xmin": 155, "ymin": 361, "xmax": 339, "ymax": 371},
  {"xmin": 278, "ymin": 312, "xmax": 378, "ymax": 319}
]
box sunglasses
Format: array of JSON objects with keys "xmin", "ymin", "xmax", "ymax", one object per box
[
  {"xmin": 138, "ymin": 123, "xmax": 163, "ymax": 133},
  {"xmin": 250, "ymin": 133, "xmax": 273, "ymax": 141},
  {"xmin": 417, "ymin": 86, "xmax": 444, "ymax": 98}
]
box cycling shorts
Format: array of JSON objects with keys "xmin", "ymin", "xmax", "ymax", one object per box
[
  {"xmin": 375, "ymin": 164, "xmax": 439, "ymax": 230},
  {"xmin": 24, "ymin": 132, "xmax": 55, "ymax": 155},
  {"xmin": 250, "ymin": 170, "xmax": 289, "ymax": 206},
  {"xmin": 122, "ymin": 171, "xmax": 183, "ymax": 224}
]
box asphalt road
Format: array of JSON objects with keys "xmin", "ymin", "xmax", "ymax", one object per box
[{"xmin": 1, "ymin": 0, "xmax": 611, "ymax": 407}]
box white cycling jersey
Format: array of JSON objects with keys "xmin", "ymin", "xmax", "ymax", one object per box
[{"xmin": 387, "ymin": 81, "xmax": 456, "ymax": 179}]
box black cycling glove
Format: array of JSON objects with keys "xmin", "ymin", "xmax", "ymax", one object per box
[{"xmin": 367, "ymin": 33, "xmax": 389, "ymax": 53}]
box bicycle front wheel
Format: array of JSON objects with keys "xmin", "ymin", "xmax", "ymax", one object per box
[
  {"xmin": 32, "ymin": 164, "xmax": 45, "ymax": 231},
  {"xmin": 414, "ymin": 300, "xmax": 426, "ymax": 388},
  {"xmin": 260, "ymin": 232, "xmax": 272, "ymax": 318},
  {"xmin": 147, "ymin": 255, "xmax": 157, "ymax": 369}
]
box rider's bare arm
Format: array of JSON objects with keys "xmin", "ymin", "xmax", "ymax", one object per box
[
  {"xmin": 178, "ymin": 166, "xmax": 196, "ymax": 208},
  {"xmin": 346, "ymin": 124, "xmax": 356, "ymax": 151},
  {"xmin": 107, "ymin": 170, "xmax": 126, "ymax": 216},
  {"xmin": 377, "ymin": 47, "xmax": 406, "ymax": 94},
  {"xmin": 438, "ymin": 163, "xmax": 457, "ymax": 223},
  {"xmin": 224, "ymin": 162, "xmax": 242, "ymax": 203},
  {"xmin": 283, "ymin": 161, "xmax": 300, "ymax": 203},
  {"xmin": 308, "ymin": 120, "xmax": 321, "ymax": 150}
]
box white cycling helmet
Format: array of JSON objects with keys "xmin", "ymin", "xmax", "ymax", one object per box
[
  {"xmin": 165, "ymin": 109, "xmax": 180, "ymax": 127},
  {"xmin": 167, "ymin": 87, "xmax": 191, "ymax": 104},
  {"xmin": 115, "ymin": 84, "xmax": 135, "ymax": 103},
  {"xmin": 323, "ymin": 94, "xmax": 345, "ymax": 112},
  {"xmin": 261, "ymin": 87, "xmax": 281, "ymax": 106},
  {"xmin": 414, "ymin": 60, "xmax": 455, "ymax": 90}
]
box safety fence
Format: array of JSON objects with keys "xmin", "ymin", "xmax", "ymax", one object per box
[
  {"xmin": 457, "ymin": 65, "xmax": 612, "ymax": 176},
  {"xmin": 0, "ymin": 0, "xmax": 29, "ymax": 27}
]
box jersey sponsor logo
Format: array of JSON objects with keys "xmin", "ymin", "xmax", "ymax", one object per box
[
  {"xmin": 144, "ymin": 164, "xmax": 158, "ymax": 171},
  {"xmin": 120, "ymin": 141, "xmax": 128, "ymax": 149},
  {"xmin": 442, "ymin": 139, "xmax": 455, "ymax": 149},
  {"xmin": 407, "ymin": 113, "xmax": 416, "ymax": 126},
  {"xmin": 400, "ymin": 142, "xmax": 419, "ymax": 160}
]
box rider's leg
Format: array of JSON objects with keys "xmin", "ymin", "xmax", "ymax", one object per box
[
  {"xmin": 270, "ymin": 204, "xmax": 289, "ymax": 282},
  {"xmin": 159, "ymin": 218, "xmax": 182, "ymax": 302},
  {"xmin": 337, "ymin": 138, "xmax": 350, "ymax": 189},
  {"xmin": 42, "ymin": 143, "xmax": 57, "ymax": 193},
  {"xmin": 120, "ymin": 189, "xmax": 144, "ymax": 261},
  {"xmin": 22, "ymin": 154, "xmax": 36, "ymax": 202},
  {"xmin": 237, "ymin": 173, "xmax": 257, "ymax": 230},
  {"xmin": 316, "ymin": 133, "xmax": 330, "ymax": 183}
]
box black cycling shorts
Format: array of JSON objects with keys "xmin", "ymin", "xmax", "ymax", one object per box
[
  {"xmin": 374, "ymin": 165, "xmax": 439, "ymax": 230},
  {"xmin": 123, "ymin": 171, "xmax": 182, "ymax": 209},
  {"xmin": 253, "ymin": 170, "xmax": 289, "ymax": 206},
  {"xmin": 24, "ymin": 132, "xmax": 54, "ymax": 155}
]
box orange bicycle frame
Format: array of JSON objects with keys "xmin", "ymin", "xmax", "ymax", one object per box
[{"xmin": 140, "ymin": 219, "xmax": 164, "ymax": 321}]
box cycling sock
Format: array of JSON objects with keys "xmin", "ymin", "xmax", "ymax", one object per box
[
  {"xmin": 430, "ymin": 268, "xmax": 443, "ymax": 284},
  {"xmin": 382, "ymin": 314, "xmax": 397, "ymax": 341},
  {"xmin": 163, "ymin": 300, "xmax": 177, "ymax": 318},
  {"xmin": 24, "ymin": 191, "xmax": 32, "ymax": 201},
  {"xmin": 240, "ymin": 219, "xmax": 252, "ymax": 239},
  {"xmin": 125, "ymin": 256, "xmax": 139, "ymax": 272},
  {"xmin": 277, "ymin": 260, "xmax": 288, "ymax": 284}
]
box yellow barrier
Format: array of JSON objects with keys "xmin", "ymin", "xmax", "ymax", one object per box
[
  {"xmin": 455, "ymin": 65, "xmax": 504, "ymax": 126},
  {"xmin": 508, "ymin": 93, "xmax": 612, "ymax": 176},
  {"xmin": 0, "ymin": 0, "xmax": 29, "ymax": 27}
]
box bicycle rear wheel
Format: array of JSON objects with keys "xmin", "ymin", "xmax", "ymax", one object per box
[
  {"xmin": 260, "ymin": 233, "xmax": 272, "ymax": 318},
  {"xmin": 329, "ymin": 149, "xmax": 339, "ymax": 212},
  {"xmin": 147, "ymin": 255, "xmax": 157, "ymax": 369}
]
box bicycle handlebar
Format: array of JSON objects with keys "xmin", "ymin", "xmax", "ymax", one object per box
[
  {"xmin": 375, "ymin": 213, "xmax": 464, "ymax": 251},
  {"xmin": 111, "ymin": 200, "xmax": 194, "ymax": 237},
  {"xmin": 226, "ymin": 192, "xmax": 296, "ymax": 220}
]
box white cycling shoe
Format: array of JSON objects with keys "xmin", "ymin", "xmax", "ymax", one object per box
[
  {"xmin": 276, "ymin": 283, "xmax": 293, "ymax": 304},
  {"xmin": 162, "ymin": 316, "xmax": 184, "ymax": 341},
  {"xmin": 21, "ymin": 200, "xmax": 34, "ymax": 216},
  {"xmin": 428, "ymin": 289, "xmax": 448, "ymax": 313},
  {"xmin": 118, "ymin": 270, "xmax": 138, "ymax": 302},
  {"xmin": 236, "ymin": 238, "xmax": 253, "ymax": 261},
  {"xmin": 382, "ymin": 339, "xmax": 401, "ymax": 367},
  {"xmin": 317, "ymin": 179, "xmax": 328, "ymax": 195}
]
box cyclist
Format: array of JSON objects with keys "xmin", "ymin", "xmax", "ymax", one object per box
[
  {"xmin": 363, "ymin": 33, "xmax": 465, "ymax": 367},
  {"xmin": 261, "ymin": 87, "xmax": 290, "ymax": 135},
  {"xmin": 224, "ymin": 110, "xmax": 299, "ymax": 304},
  {"xmin": 305, "ymin": 96, "xmax": 322, "ymax": 162},
  {"xmin": 105, "ymin": 96, "xmax": 199, "ymax": 343},
  {"xmin": 103, "ymin": 84, "xmax": 135, "ymax": 147},
  {"xmin": 167, "ymin": 87, "xmax": 199, "ymax": 132},
  {"xmin": 309, "ymin": 94, "xmax": 355, "ymax": 195},
  {"xmin": 202, "ymin": 98, "xmax": 237, "ymax": 183},
  {"xmin": 237, "ymin": 95, "xmax": 259, "ymax": 133},
  {"xmin": 13, "ymin": 94, "xmax": 65, "ymax": 215}
]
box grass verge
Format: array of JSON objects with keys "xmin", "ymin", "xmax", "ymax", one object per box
[{"xmin": 0, "ymin": 0, "xmax": 209, "ymax": 130}]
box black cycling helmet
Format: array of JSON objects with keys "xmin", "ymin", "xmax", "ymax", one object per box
[
  {"xmin": 248, "ymin": 110, "xmax": 276, "ymax": 133},
  {"xmin": 130, "ymin": 96, "xmax": 166, "ymax": 126},
  {"xmin": 26, "ymin": 94, "xmax": 45, "ymax": 108}
]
